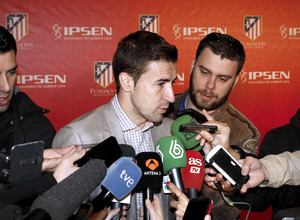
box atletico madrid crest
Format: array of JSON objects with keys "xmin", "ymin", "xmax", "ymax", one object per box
[
  {"xmin": 139, "ymin": 15, "xmax": 159, "ymax": 34},
  {"xmin": 94, "ymin": 62, "xmax": 114, "ymax": 88},
  {"xmin": 6, "ymin": 13, "xmax": 29, "ymax": 41},
  {"xmin": 244, "ymin": 16, "xmax": 262, "ymax": 41}
]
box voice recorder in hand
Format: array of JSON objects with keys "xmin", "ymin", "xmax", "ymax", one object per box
[
  {"xmin": 206, "ymin": 145, "xmax": 249, "ymax": 191},
  {"xmin": 179, "ymin": 124, "xmax": 217, "ymax": 134}
]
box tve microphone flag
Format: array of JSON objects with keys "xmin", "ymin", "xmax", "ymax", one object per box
[
  {"xmin": 171, "ymin": 115, "xmax": 201, "ymax": 151},
  {"xmin": 155, "ymin": 136, "xmax": 187, "ymax": 194},
  {"xmin": 181, "ymin": 150, "xmax": 205, "ymax": 199},
  {"xmin": 110, "ymin": 144, "xmax": 136, "ymax": 220},
  {"xmin": 92, "ymin": 157, "xmax": 142, "ymax": 212},
  {"xmin": 28, "ymin": 159, "xmax": 107, "ymax": 220},
  {"xmin": 136, "ymin": 152, "xmax": 163, "ymax": 220}
]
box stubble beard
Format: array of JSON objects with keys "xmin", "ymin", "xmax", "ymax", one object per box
[{"xmin": 189, "ymin": 73, "xmax": 232, "ymax": 111}]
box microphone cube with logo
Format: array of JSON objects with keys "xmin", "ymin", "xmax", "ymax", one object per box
[
  {"xmin": 181, "ymin": 150, "xmax": 205, "ymax": 199},
  {"xmin": 135, "ymin": 152, "xmax": 163, "ymax": 220},
  {"xmin": 155, "ymin": 136, "xmax": 187, "ymax": 194},
  {"xmin": 171, "ymin": 115, "xmax": 201, "ymax": 151}
]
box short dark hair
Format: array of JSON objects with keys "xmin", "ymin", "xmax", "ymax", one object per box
[
  {"xmin": 112, "ymin": 31, "xmax": 178, "ymax": 92},
  {"xmin": 195, "ymin": 33, "xmax": 245, "ymax": 75},
  {"xmin": 0, "ymin": 26, "xmax": 17, "ymax": 54}
]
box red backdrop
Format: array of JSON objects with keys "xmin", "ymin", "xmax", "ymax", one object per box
[{"xmin": 2, "ymin": 0, "xmax": 300, "ymax": 219}]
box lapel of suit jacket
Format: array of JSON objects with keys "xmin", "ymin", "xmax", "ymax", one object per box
[{"xmin": 96, "ymin": 99, "xmax": 126, "ymax": 144}]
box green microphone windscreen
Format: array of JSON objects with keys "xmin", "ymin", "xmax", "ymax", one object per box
[
  {"xmin": 171, "ymin": 115, "xmax": 201, "ymax": 151},
  {"xmin": 155, "ymin": 136, "xmax": 187, "ymax": 175}
]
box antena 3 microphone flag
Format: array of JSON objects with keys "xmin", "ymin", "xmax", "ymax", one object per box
[
  {"xmin": 135, "ymin": 152, "xmax": 163, "ymax": 192},
  {"xmin": 136, "ymin": 152, "xmax": 163, "ymax": 220},
  {"xmin": 171, "ymin": 115, "xmax": 201, "ymax": 151}
]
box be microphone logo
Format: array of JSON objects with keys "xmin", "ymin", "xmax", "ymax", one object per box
[
  {"xmin": 169, "ymin": 139, "xmax": 184, "ymax": 159},
  {"xmin": 190, "ymin": 166, "xmax": 201, "ymax": 174},
  {"xmin": 145, "ymin": 159, "xmax": 159, "ymax": 171}
]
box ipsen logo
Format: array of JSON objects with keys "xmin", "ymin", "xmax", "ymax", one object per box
[
  {"xmin": 240, "ymin": 69, "xmax": 290, "ymax": 84},
  {"xmin": 16, "ymin": 74, "xmax": 67, "ymax": 89},
  {"xmin": 53, "ymin": 23, "xmax": 112, "ymax": 40},
  {"xmin": 173, "ymin": 25, "xmax": 227, "ymax": 40},
  {"xmin": 280, "ymin": 24, "xmax": 300, "ymax": 40}
]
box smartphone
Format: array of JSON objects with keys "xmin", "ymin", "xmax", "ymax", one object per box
[
  {"xmin": 177, "ymin": 108, "xmax": 207, "ymax": 124},
  {"xmin": 183, "ymin": 197, "xmax": 213, "ymax": 220},
  {"xmin": 206, "ymin": 145, "xmax": 249, "ymax": 191},
  {"xmin": 0, "ymin": 141, "xmax": 44, "ymax": 184},
  {"xmin": 179, "ymin": 124, "xmax": 217, "ymax": 134},
  {"xmin": 75, "ymin": 136, "xmax": 122, "ymax": 167}
]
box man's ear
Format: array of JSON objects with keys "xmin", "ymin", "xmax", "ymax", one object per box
[
  {"xmin": 190, "ymin": 59, "xmax": 196, "ymax": 75},
  {"xmin": 119, "ymin": 72, "xmax": 134, "ymax": 92}
]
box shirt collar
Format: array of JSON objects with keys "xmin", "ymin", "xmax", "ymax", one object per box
[{"xmin": 112, "ymin": 94, "xmax": 153, "ymax": 132}]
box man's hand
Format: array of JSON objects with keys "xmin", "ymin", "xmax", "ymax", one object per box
[
  {"xmin": 140, "ymin": 195, "xmax": 165, "ymax": 220},
  {"xmin": 168, "ymin": 182, "xmax": 212, "ymax": 220},
  {"xmin": 42, "ymin": 145, "xmax": 81, "ymax": 172},
  {"xmin": 168, "ymin": 182, "xmax": 190, "ymax": 220},
  {"xmin": 53, "ymin": 148, "xmax": 86, "ymax": 183},
  {"xmin": 239, "ymin": 156, "xmax": 269, "ymax": 193},
  {"xmin": 194, "ymin": 110, "xmax": 236, "ymax": 157},
  {"xmin": 217, "ymin": 156, "xmax": 269, "ymax": 193},
  {"xmin": 89, "ymin": 206, "xmax": 127, "ymax": 220}
]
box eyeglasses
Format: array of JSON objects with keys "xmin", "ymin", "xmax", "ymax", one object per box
[{"xmin": 203, "ymin": 33, "xmax": 244, "ymax": 54}]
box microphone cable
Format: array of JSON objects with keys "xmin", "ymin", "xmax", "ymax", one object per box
[{"xmin": 214, "ymin": 181, "xmax": 251, "ymax": 220}]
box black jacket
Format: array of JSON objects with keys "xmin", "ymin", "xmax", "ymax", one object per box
[
  {"xmin": 0, "ymin": 91, "xmax": 56, "ymax": 155},
  {"xmin": 230, "ymin": 108, "xmax": 300, "ymax": 214}
]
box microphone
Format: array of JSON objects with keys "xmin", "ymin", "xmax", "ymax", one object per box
[
  {"xmin": 119, "ymin": 144, "xmax": 136, "ymax": 162},
  {"xmin": 110, "ymin": 144, "xmax": 136, "ymax": 220},
  {"xmin": 92, "ymin": 157, "xmax": 142, "ymax": 213},
  {"xmin": 171, "ymin": 115, "xmax": 201, "ymax": 151},
  {"xmin": 75, "ymin": 136, "xmax": 122, "ymax": 167},
  {"xmin": 155, "ymin": 136, "xmax": 187, "ymax": 197},
  {"xmin": 135, "ymin": 152, "xmax": 163, "ymax": 220},
  {"xmin": 27, "ymin": 159, "xmax": 107, "ymax": 220},
  {"xmin": 181, "ymin": 150, "xmax": 205, "ymax": 199}
]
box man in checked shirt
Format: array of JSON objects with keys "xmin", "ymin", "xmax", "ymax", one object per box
[{"xmin": 52, "ymin": 30, "xmax": 178, "ymax": 220}]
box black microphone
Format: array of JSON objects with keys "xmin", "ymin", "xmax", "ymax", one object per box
[
  {"xmin": 110, "ymin": 144, "xmax": 136, "ymax": 220},
  {"xmin": 135, "ymin": 152, "xmax": 163, "ymax": 220},
  {"xmin": 26, "ymin": 159, "xmax": 107, "ymax": 220}
]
